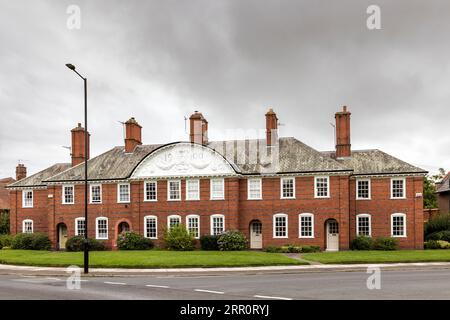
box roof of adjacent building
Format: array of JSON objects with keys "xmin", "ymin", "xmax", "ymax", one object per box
[
  {"xmin": 6, "ymin": 137, "xmax": 426, "ymax": 188},
  {"xmin": 0, "ymin": 177, "xmax": 15, "ymax": 209},
  {"xmin": 437, "ymin": 172, "xmax": 450, "ymax": 193},
  {"xmin": 321, "ymin": 149, "xmax": 427, "ymax": 175}
]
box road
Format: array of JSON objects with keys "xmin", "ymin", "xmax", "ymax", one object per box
[{"xmin": 1, "ymin": 268, "xmax": 450, "ymax": 300}]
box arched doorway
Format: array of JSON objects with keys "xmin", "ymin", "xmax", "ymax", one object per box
[
  {"xmin": 325, "ymin": 219, "xmax": 339, "ymax": 251},
  {"xmin": 113, "ymin": 219, "xmax": 132, "ymax": 248},
  {"xmin": 57, "ymin": 223, "xmax": 68, "ymax": 250},
  {"xmin": 118, "ymin": 221, "xmax": 130, "ymax": 234},
  {"xmin": 249, "ymin": 220, "xmax": 263, "ymax": 249}
]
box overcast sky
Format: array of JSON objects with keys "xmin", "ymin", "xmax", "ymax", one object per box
[{"xmin": 0, "ymin": 0, "xmax": 449, "ymax": 178}]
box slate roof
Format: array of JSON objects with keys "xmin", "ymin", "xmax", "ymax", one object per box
[
  {"xmin": 321, "ymin": 149, "xmax": 427, "ymax": 175},
  {"xmin": 6, "ymin": 163, "xmax": 71, "ymax": 188},
  {"xmin": 437, "ymin": 172, "xmax": 450, "ymax": 193}
]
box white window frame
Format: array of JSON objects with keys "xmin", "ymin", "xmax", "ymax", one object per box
[
  {"xmin": 273, "ymin": 213, "xmax": 288, "ymax": 238},
  {"xmin": 90, "ymin": 184, "xmax": 102, "ymax": 204},
  {"xmin": 22, "ymin": 189, "xmax": 33, "ymax": 208},
  {"xmin": 167, "ymin": 214, "xmax": 181, "ymax": 229},
  {"xmin": 144, "ymin": 181, "xmax": 158, "ymax": 202},
  {"xmin": 356, "ymin": 213, "xmax": 372, "ymax": 237},
  {"xmin": 210, "ymin": 178, "xmax": 225, "ymax": 200},
  {"xmin": 356, "ymin": 179, "xmax": 371, "ymax": 200},
  {"xmin": 391, "ymin": 177, "xmax": 406, "ymax": 199},
  {"xmin": 186, "ymin": 214, "xmax": 200, "ymax": 239},
  {"xmin": 247, "ymin": 178, "xmax": 262, "ymax": 200},
  {"xmin": 391, "ymin": 213, "xmax": 407, "ymax": 238},
  {"xmin": 75, "ymin": 217, "xmax": 86, "ymax": 236},
  {"xmin": 144, "ymin": 215, "xmax": 158, "ymax": 239},
  {"xmin": 95, "ymin": 217, "xmax": 108, "ymax": 240},
  {"xmin": 299, "ymin": 213, "xmax": 314, "ymax": 238},
  {"xmin": 314, "ymin": 176, "xmax": 330, "ymax": 198},
  {"xmin": 22, "ymin": 219, "xmax": 33, "ymax": 233},
  {"xmin": 210, "ymin": 214, "xmax": 225, "ymax": 235},
  {"xmin": 62, "ymin": 185, "xmax": 75, "ymax": 204},
  {"xmin": 280, "ymin": 177, "xmax": 296, "ymax": 199},
  {"xmin": 167, "ymin": 180, "xmax": 181, "ymax": 201},
  {"xmin": 186, "ymin": 179, "xmax": 200, "ymax": 201},
  {"xmin": 117, "ymin": 183, "xmax": 130, "ymax": 203}
]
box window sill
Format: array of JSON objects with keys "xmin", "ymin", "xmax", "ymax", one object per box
[
  {"xmin": 143, "ymin": 199, "xmax": 158, "ymax": 202},
  {"xmin": 356, "ymin": 198, "xmax": 371, "ymax": 201},
  {"xmin": 299, "ymin": 236, "xmax": 314, "ymax": 239}
]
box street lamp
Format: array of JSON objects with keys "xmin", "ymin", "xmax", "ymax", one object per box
[{"xmin": 66, "ymin": 63, "xmax": 89, "ymax": 274}]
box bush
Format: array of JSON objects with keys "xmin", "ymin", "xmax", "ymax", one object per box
[
  {"xmin": 426, "ymin": 230, "xmax": 450, "ymax": 242},
  {"xmin": 200, "ymin": 235, "xmax": 220, "ymax": 250},
  {"xmin": 0, "ymin": 210, "xmax": 9, "ymax": 235},
  {"xmin": 217, "ymin": 230, "xmax": 247, "ymax": 251},
  {"xmin": 264, "ymin": 246, "xmax": 282, "ymax": 253},
  {"xmin": 163, "ymin": 224, "xmax": 195, "ymax": 251},
  {"xmin": 117, "ymin": 231, "xmax": 154, "ymax": 250},
  {"xmin": 264, "ymin": 244, "xmax": 321, "ymax": 253},
  {"xmin": 351, "ymin": 236, "xmax": 374, "ymax": 250},
  {"xmin": 301, "ymin": 245, "xmax": 321, "ymax": 253},
  {"xmin": 65, "ymin": 236, "xmax": 106, "ymax": 252},
  {"xmin": 0, "ymin": 234, "xmax": 13, "ymax": 249},
  {"xmin": 424, "ymin": 240, "xmax": 450, "ymax": 249},
  {"xmin": 11, "ymin": 233, "xmax": 51, "ymax": 250},
  {"xmin": 424, "ymin": 214, "xmax": 450, "ymax": 236},
  {"xmin": 372, "ymin": 237, "xmax": 398, "ymax": 250}
]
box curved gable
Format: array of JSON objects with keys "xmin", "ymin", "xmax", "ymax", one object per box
[{"xmin": 131, "ymin": 142, "xmax": 238, "ymax": 179}]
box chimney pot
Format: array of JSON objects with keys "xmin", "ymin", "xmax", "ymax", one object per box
[
  {"xmin": 16, "ymin": 163, "xmax": 27, "ymax": 181},
  {"xmin": 265, "ymin": 107, "xmax": 278, "ymax": 146},
  {"xmin": 335, "ymin": 106, "xmax": 351, "ymax": 158},
  {"xmin": 125, "ymin": 117, "xmax": 142, "ymax": 153}
]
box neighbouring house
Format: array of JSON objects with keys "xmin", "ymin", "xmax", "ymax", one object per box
[
  {"xmin": 6, "ymin": 106, "xmax": 427, "ymax": 250},
  {"xmin": 0, "ymin": 177, "xmax": 16, "ymax": 211},
  {"xmin": 436, "ymin": 172, "xmax": 450, "ymax": 215}
]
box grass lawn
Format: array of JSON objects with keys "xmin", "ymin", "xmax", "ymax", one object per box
[
  {"xmin": 0, "ymin": 250, "xmax": 306, "ymax": 268},
  {"xmin": 303, "ymin": 250, "xmax": 450, "ymax": 264}
]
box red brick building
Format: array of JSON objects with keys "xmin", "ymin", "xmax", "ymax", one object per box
[
  {"xmin": 436, "ymin": 172, "xmax": 450, "ymax": 215},
  {"xmin": 7, "ymin": 107, "xmax": 427, "ymax": 250}
]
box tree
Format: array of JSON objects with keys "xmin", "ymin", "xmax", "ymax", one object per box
[
  {"xmin": 0, "ymin": 210, "xmax": 10, "ymax": 234},
  {"xmin": 431, "ymin": 168, "xmax": 446, "ymax": 184}
]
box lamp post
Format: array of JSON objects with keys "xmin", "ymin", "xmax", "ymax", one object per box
[{"xmin": 65, "ymin": 63, "xmax": 89, "ymax": 274}]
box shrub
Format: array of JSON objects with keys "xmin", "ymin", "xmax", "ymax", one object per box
[
  {"xmin": 351, "ymin": 236, "xmax": 374, "ymax": 250},
  {"xmin": 117, "ymin": 231, "xmax": 154, "ymax": 250},
  {"xmin": 0, "ymin": 234, "xmax": 13, "ymax": 248},
  {"xmin": 301, "ymin": 245, "xmax": 321, "ymax": 253},
  {"xmin": 163, "ymin": 224, "xmax": 195, "ymax": 251},
  {"xmin": 11, "ymin": 233, "xmax": 51, "ymax": 250},
  {"xmin": 0, "ymin": 210, "xmax": 9, "ymax": 235},
  {"xmin": 200, "ymin": 235, "xmax": 220, "ymax": 250},
  {"xmin": 217, "ymin": 230, "xmax": 247, "ymax": 251},
  {"xmin": 426, "ymin": 230, "xmax": 450, "ymax": 242},
  {"xmin": 264, "ymin": 246, "xmax": 282, "ymax": 253},
  {"xmin": 424, "ymin": 214, "xmax": 450, "ymax": 236},
  {"xmin": 372, "ymin": 237, "xmax": 398, "ymax": 250},
  {"xmin": 65, "ymin": 236, "xmax": 106, "ymax": 252}
]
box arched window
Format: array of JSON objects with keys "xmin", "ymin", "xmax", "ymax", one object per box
[
  {"xmin": 356, "ymin": 214, "xmax": 371, "ymax": 236},
  {"xmin": 75, "ymin": 217, "xmax": 86, "ymax": 236},
  {"xmin": 186, "ymin": 215, "xmax": 200, "ymax": 239},
  {"xmin": 22, "ymin": 219, "xmax": 33, "ymax": 233},
  {"xmin": 96, "ymin": 217, "xmax": 108, "ymax": 240},
  {"xmin": 167, "ymin": 215, "xmax": 181, "ymax": 229},
  {"xmin": 273, "ymin": 213, "xmax": 288, "ymax": 238},
  {"xmin": 299, "ymin": 213, "xmax": 314, "ymax": 238},
  {"xmin": 391, "ymin": 213, "xmax": 406, "ymax": 237},
  {"xmin": 144, "ymin": 215, "xmax": 158, "ymax": 239},
  {"xmin": 210, "ymin": 214, "xmax": 225, "ymax": 235}
]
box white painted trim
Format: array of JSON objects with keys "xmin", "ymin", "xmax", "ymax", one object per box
[
  {"xmin": 167, "ymin": 180, "xmax": 181, "ymax": 201},
  {"xmin": 273, "ymin": 213, "xmax": 288, "ymax": 238},
  {"xmin": 391, "ymin": 213, "xmax": 407, "ymax": 237},
  {"xmin": 247, "ymin": 178, "xmax": 262, "ymax": 200},
  {"xmin": 75, "ymin": 217, "xmax": 85, "ymax": 236},
  {"xmin": 280, "ymin": 177, "xmax": 296, "ymax": 199},
  {"xmin": 356, "ymin": 178, "xmax": 371, "ymax": 200},
  {"xmin": 210, "ymin": 178, "xmax": 225, "ymax": 200},
  {"xmin": 390, "ymin": 177, "xmax": 406, "ymax": 199},
  {"xmin": 143, "ymin": 180, "xmax": 158, "ymax": 202},
  {"xmin": 314, "ymin": 176, "xmax": 330, "ymax": 198},
  {"xmin": 117, "ymin": 183, "xmax": 131, "ymax": 203},
  {"xmin": 95, "ymin": 217, "xmax": 108, "ymax": 240},
  {"xmin": 89, "ymin": 184, "xmax": 102, "ymax": 204},
  {"xmin": 143, "ymin": 215, "xmax": 158, "ymax": 239},
  {"xmin": 62, "ymin": 185, "xmax": 75, "ymax": 204},
  {"xmin": 22, "ymin": 189, "xmax": 33, "ymax": 208},
  {"xmin": 356, "ymin": 213, "xmax": 372, "ymax": 237},
  {"xmin": 186, "ymin": 179, "xmax": 200, "ymax": 201},
  {"xmin": 210, "ymin": 214, "xmax": 225, "ymax": 235},
  {"xmin": 186, "ymin": 214, "xmax": 200, "ymax": 239},
  {"xmin": 167, "ymin": 214, "xmax": 181, "ymax": 229},
  {"xmin": 22, "ymin": 219, "xmax": 33, "ymax": 233},
  {"xmin": 299, "ymin": 213, "xmax": 314, "ymax": 238}
]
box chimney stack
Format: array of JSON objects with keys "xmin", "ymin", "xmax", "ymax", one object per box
[
  {"xmin": 71, "ymin": 123, "xmax": 90, "ymax": 166},
  {"xmin": 335, "ymin": 105, "xmax": 351, "ymax": 158},
  {"xmin": 265, "ymin": 108, "xmax": 278, "ymax": 146},
  {"xmin": 15, "ymin": 163, "xmax": 27, "ymax": 181},
  {"xmin": 125, "ymin": 117, "xmax": 142, "ymax": 153},
  {"xmin": 189, "ymin": 111, "xmax": 208, "ymax": 145}
]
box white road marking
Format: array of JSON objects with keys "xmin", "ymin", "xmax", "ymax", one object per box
[
  {"xmin": 194, "ymin": 289, "xmax": 225, "ymax": 294},
  {"xmin": 104, "ymin": 281, "xmax": 127, "ymax": 285},
  {"xmin": 145, "ymin": 284, "xmax": 170, "ymax": 289},
  {"xmin": 254, "ymin": 295, "xmax": 292, "ymax": 300},
  {"xmin": 45, "ymin": 277, "xmax": 62, "ymax": 281}
]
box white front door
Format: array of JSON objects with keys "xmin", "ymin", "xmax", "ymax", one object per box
[
  {"xmin": 58, "ymin": 224, "xmax": 68, "ymax": 250},
  {"xmin": 250, "ymin": 222, "xmax": 263, "ymax": 249},
  {"xmin": 326, "ymin": 220, "xmax": 339, "ymax": 251}
]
